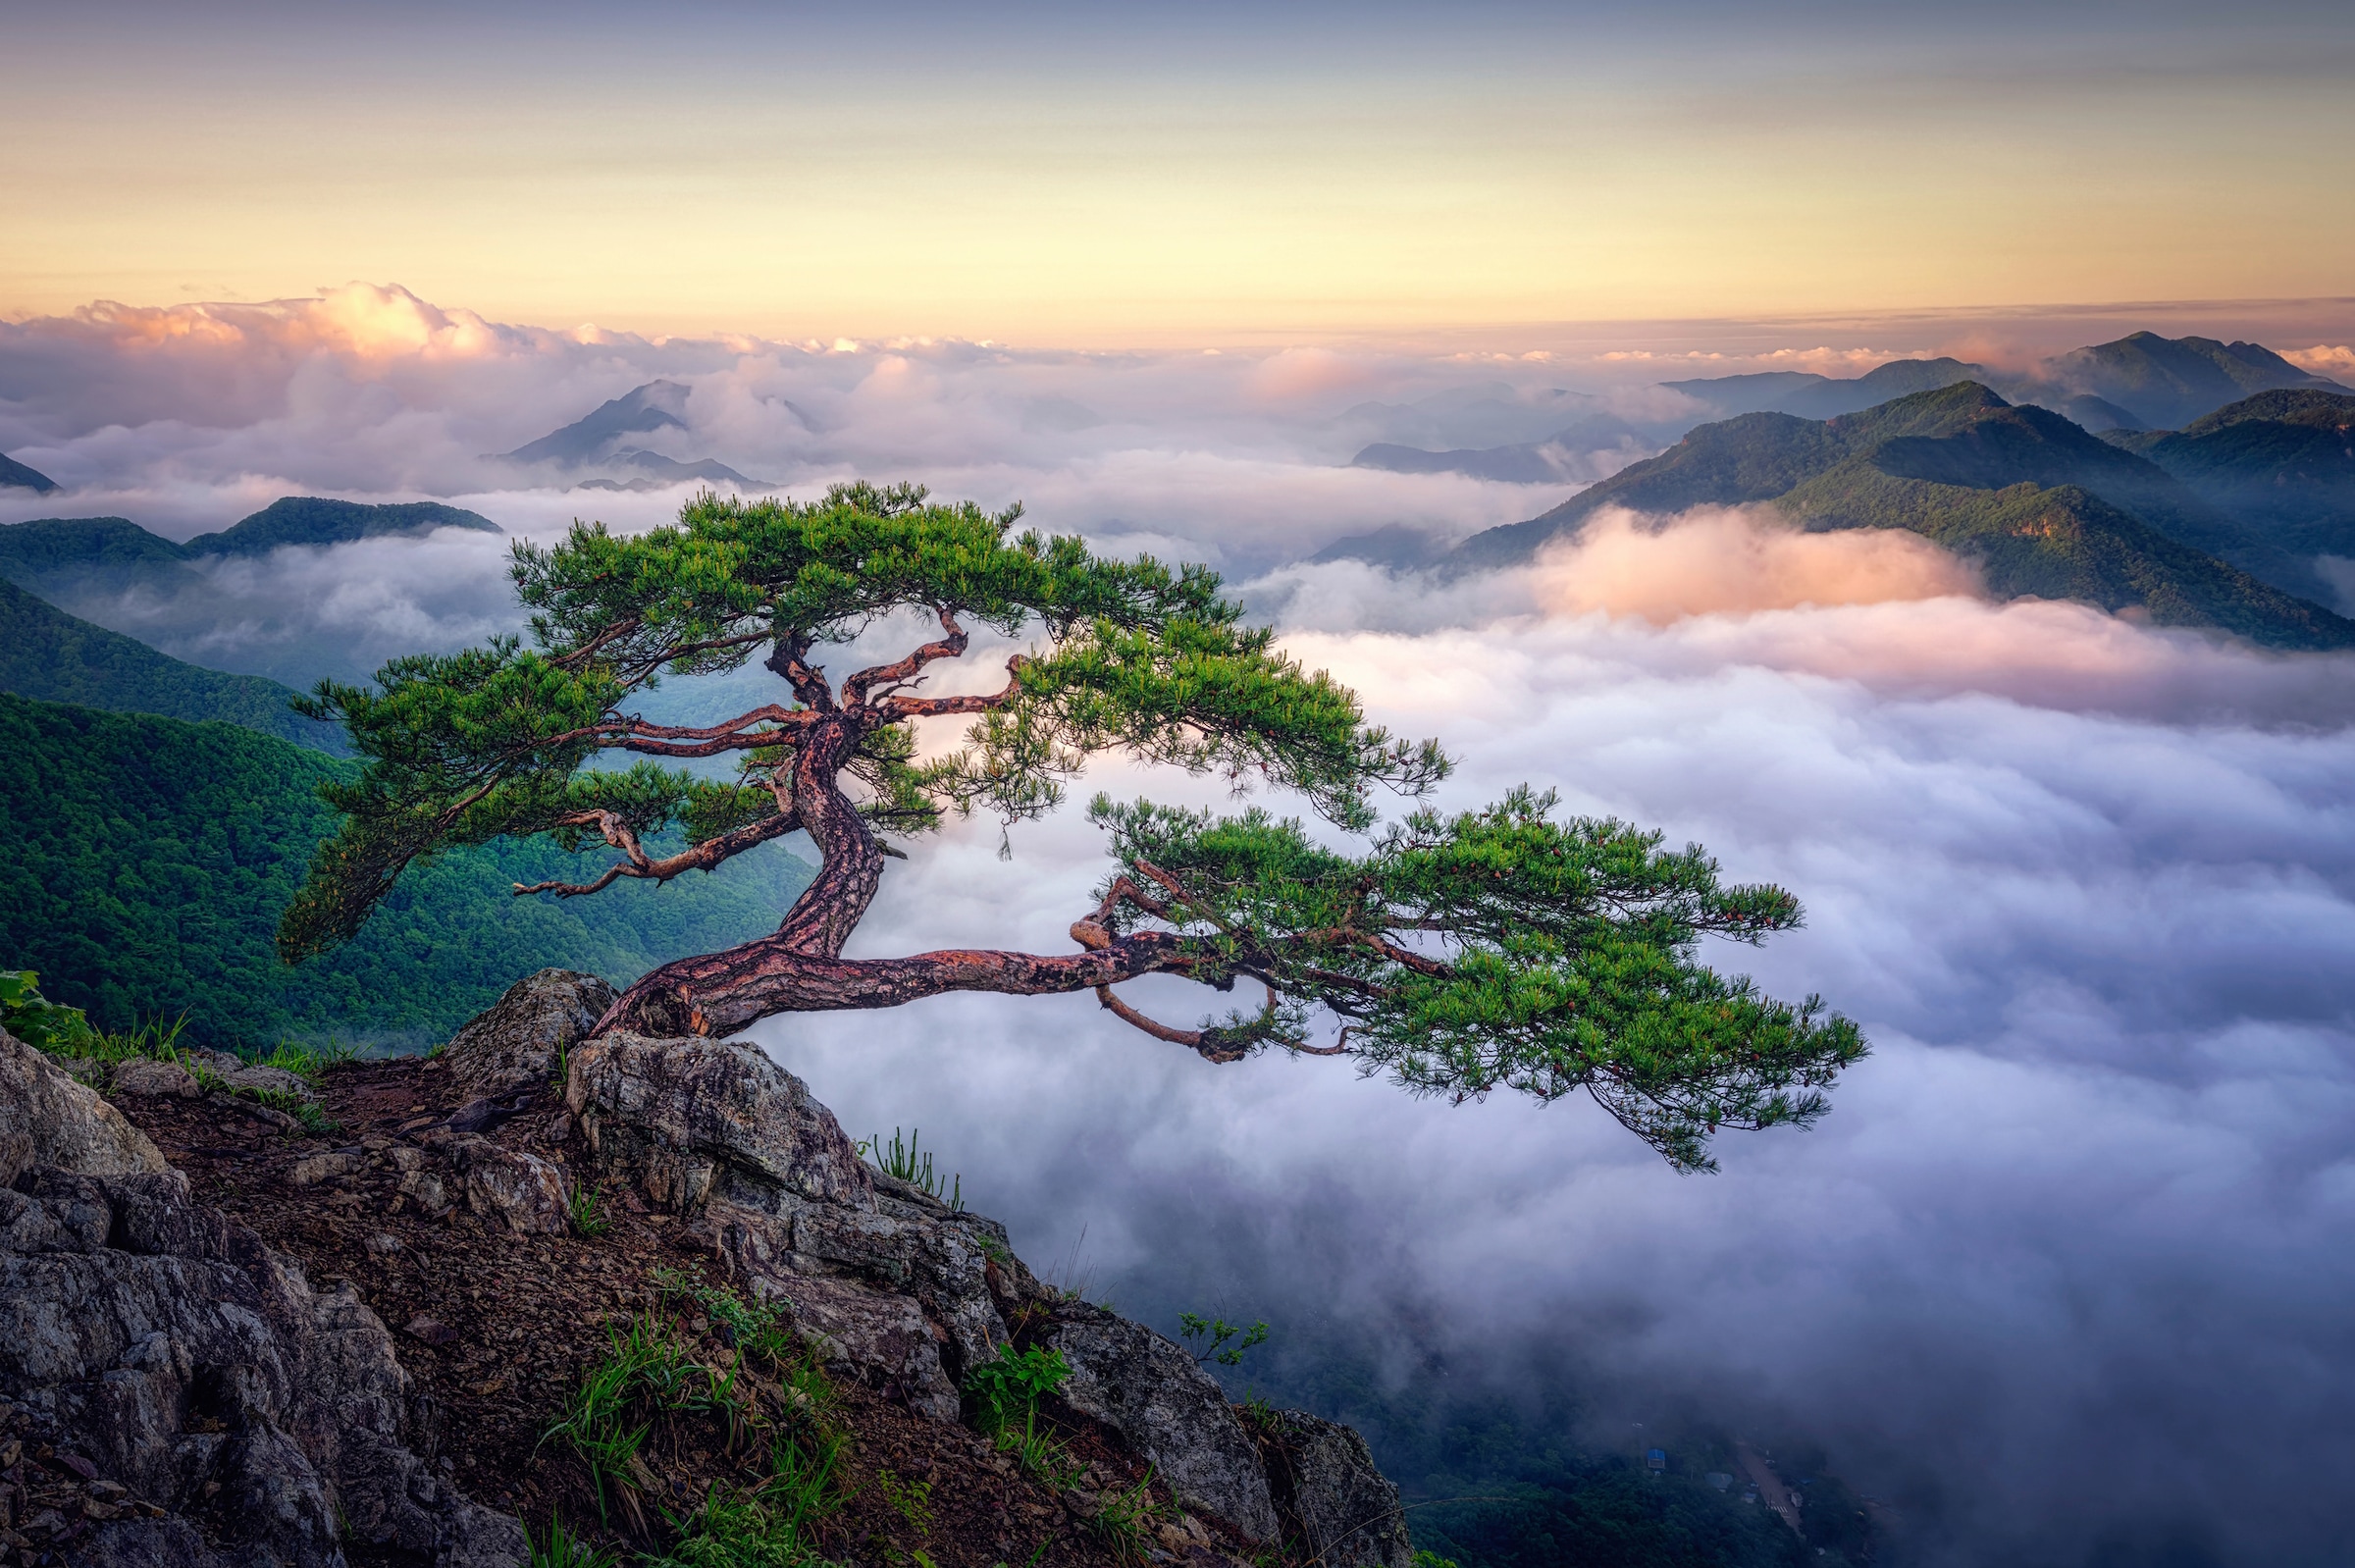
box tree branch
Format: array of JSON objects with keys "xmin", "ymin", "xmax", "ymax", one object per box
[
  {"xmin": 510, "ymin": 807, "xmax": 803, "ymax": 899},
  {"xmin": 843, "ymin": 605, "xmax": 970, "ymax": 708},
  {"xmin": 876, "ymin": 655, "xmax": 1028, "ymax": 720}
]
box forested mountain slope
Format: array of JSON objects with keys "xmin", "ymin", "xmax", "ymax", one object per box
[
  {"xmin": 0, "ymin": 693, "xmax": 812, "ymax": 1049},
  {"xmin": 0, "ymin": 576, "xmax": 349, "ymax": 752},
  {"xmin": 1445, "ymin": 384, "xmax": 2355, "ymax": 648},
  {"xmin": 2103, "ymin": 390, "xmax": 2355, "ymax": 560}
]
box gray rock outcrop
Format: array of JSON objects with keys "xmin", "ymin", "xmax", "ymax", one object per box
[
  {"xmin": 0, "ymin": 1027, "xmax": 524, "ymax": 1567},
  {"xmin": 1264, "ymin": 1411, "xmax": 1415, "ymax": 1568},
  {"xmin": 1043, "ymin": 1304, "xmax": 1281, "ymax": 1541},
  {"xmin": 2, "ymin": 1028, "xmax": 173, "ymax": 1183},
  {"xmin": 439, "ymin": 968, "xmax": 616, "ymax": 1102},
  {"xmin": 562, "ymin": 1026, "xmax": 1405, "ymax": 1552}
]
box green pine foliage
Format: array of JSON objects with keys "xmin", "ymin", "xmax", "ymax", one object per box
[
  {"xmin": 1090, "ymin": 787, "xmax": 1861, "ymax": 1173},
  {"xmin": 0, "ymin": 691, "xmax": 811, "ymax": 1050}
]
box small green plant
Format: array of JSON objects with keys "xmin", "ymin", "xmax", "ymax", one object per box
[
  {"xmin": 0, "ymin": 969, "xmax": 98, "ymax": 1052},
  {"xmin": 526, "ymin": 1509, "xmax": 621, "ymax": 1568},
  {"xmin": 873, "ymin": 1468, "xmax": 934, "ymax": 1537},
  {"xmin": 966, "ymin": 1344, "xmax": 1081, "ymax": 1484},
  {"xmin": 240, "ymin": 1037, "xmax": 357, "ymax": 1083},
  {"xmin": 1089, "ymin": 1469, "xmax": 1169, "ymax": 1566},
  {"xmin": 542, "ymin": 1314, "xmax": 692, "ymax": 1527},
  {"xmin": 1179, "ymin": 1313, "xmax": 1269, "ymax": 1369},
  {"xmin": 858, "ymin": 1127, "xmax": 964, "ymax": 1211},
  {"xmin": 568, "ymin": 1184, "xmax": 610, "ymax": 1237},
  {"xmin": 1412, "ymin": 1552, "xmax": 1461, "ymax": 1568},
  {"xmin": 965, "ymin": 1345, "xmax": 1071, "ymax": 1435},
  {"xmin": 238, "ymin": 1083, "xmax": 335, "ymax": 1133},
  {"xmin": 654, "ymin": 1269, "xmax": 801, "ymax": 1366},
  {"xmin": 1239, "ymin": 1392, "xmax": 1280, "ymax": 1432}
]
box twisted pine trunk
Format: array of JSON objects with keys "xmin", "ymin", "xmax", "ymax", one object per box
[{"xmin": 592, "ymin": 712, "xmax": 1189, "ymax": 1039}]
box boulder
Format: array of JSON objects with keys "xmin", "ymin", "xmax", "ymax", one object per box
[
  {"xmin": 448, "ymin": 1134, "xmax": 571, "ymax": 1235},
  {"xmin": 1265, "ymin": 1411, "xmax": 1415, "ymax": 1568},
  {"xmin": 110, "ymin": 1056, "xmax": 205, "ymax": 1099},
  {"xmin": 0, "ymin": 1023, "xmax": 524, "ymax": 1567},
  {"xmin": 1041, "ymin": 1304, "xmax": 1280, "ymax": 1542},
  {"xmin": 566, "ymin": 1031, "xmax": 870, "ymax": 1212},
  {"xmin": 0, "ymin": 1026, "xmax": 173, "ymax": 1185},
  {"xmin": 184, "ymin": 1049, "xmax": 314, "ymax": 1100},
  {"xmin": 441, "ymin": 968, "xmax": 616, "ymax": 1101}
]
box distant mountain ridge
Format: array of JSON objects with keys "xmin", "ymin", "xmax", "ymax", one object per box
[
  {"xmin": 1351, "ymin": 412, "xmax": 1649, "ymax": 485},
  {"xmin": 1443, "ymin": 381, "xmax": 2355, "ymax": 651},
  {"xmin": 0, "ymin": 576, "xmax": 348, "ymax": 753},
  {"xmin": 2039, "ymin": 333, "xmax": 2344, "ymax": 431},
  {"xmin": 183, "ymin": 496, "xmax": 497, "ymax": 554},
  {"xmin": 0, "ymin": 498, "xmax": 500, "ymax": 603},
  {"xmin": 1665, "ymin": 333, "xmax": 2345, "ymax": 436}
]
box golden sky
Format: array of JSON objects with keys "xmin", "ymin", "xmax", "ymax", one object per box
[{"xmin": 6, "ymin": 3, "xmax": 2352, "ymax": 344}]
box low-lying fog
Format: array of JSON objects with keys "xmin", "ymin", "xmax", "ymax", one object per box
[{"xmin": 7, "ymin": 287, "xmax": 2353, "ymax": 1565}]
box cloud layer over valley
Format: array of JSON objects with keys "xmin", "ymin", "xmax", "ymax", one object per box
[{"xmin": 8, "ymin": 287, "xmax": 2355, "ymax": 1565}]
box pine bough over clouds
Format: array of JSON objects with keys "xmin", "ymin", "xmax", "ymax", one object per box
[{"xmin": 6, "ymin": 286, "xmax": 2355, "ymax": 1565}]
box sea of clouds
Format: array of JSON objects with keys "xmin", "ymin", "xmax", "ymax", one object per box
[{"xmin": 7, "ymin": 286, "xmax": 2354, "ymax": 1566}]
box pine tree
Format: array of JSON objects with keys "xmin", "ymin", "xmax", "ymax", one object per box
[{"xmin": 283, "ymin": 484, "xmax": 1862, "ymax": 1170}]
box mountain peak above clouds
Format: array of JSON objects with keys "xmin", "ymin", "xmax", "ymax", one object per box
[
  {"xmin": 493, "ymin": 379, "xmax": 774, "ymax": 491},
  {"xmin": 498, "ymin": 380, "xmax": 693, "ymax": 465},
  {"xmin": 2039, "ymin": 333, "xmax": 2347, "ymax": 431},
  {"xmin": 1, "ymin": 452, "xmax": 61, "ymax": 494}
]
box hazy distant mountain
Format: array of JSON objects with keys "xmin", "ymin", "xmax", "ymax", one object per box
[
  {"xmin": 2035, "ymin": 333, "xmax": 2345, "ymax": 432},
  {"xmin": 0, "ymin": 576, "xmax": 347, "ymax": 752},
  {"xmin": 496, "ymin": 380, "xmax": 773, "ymax": 490},
  {"xmin": 1350, "ymin": 413, "xmax": 1650, "ymax": 484},
  {"xmin": 502, "ymin": 379, "xmax": 692, "ymax": 464},
  {"xmin": 1338, "ymin": 384, "xmax": 1620, "ymax": 452},
  {"xmin": 1659, "ymin": 335, "xmax": 2346, "ymax": 438},
  {"xmin": 1, "ymin": 452, "xmax": 60, "ymax": 493},
  {"xmin": 183, "ymin": 496, "xmax": 497, "ymax": 554},
  {"xmin": 1444, "ymin": 382, "xmax": 2352, "ymax": 650},
  {"xmin": 2104, "ymin": 390, "xmax": 2355, "ymax": 559},
  {"xmin": 1308, "ymin": 524, "xmax": 1445, "ymax": 569},
  {"xmin": 1664, "ymin": 356, "xmax": 1990, "ymax": 420}
]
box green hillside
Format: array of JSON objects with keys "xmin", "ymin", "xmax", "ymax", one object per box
[
  {"xmin": 2103, "ymin": 390, "xmax": 2355, "ymax": 559},
  {"xmin": 1444, "ymin": 383, "xmax": 2353, "ymax": 648},
  {"xmin": 0, "ymin": 515, "xmax": 196, "ymax": 588},
  {"xmin": 183, "ymin": 496, "xmax": 499, "ymax": 554},
  {"xmin": 0, "ymin": 576, "xmax": 349, "ymax": 753},
  {"xmin": 0, "ymin": 693, "xmax": 812, "ymax": 1051}
]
